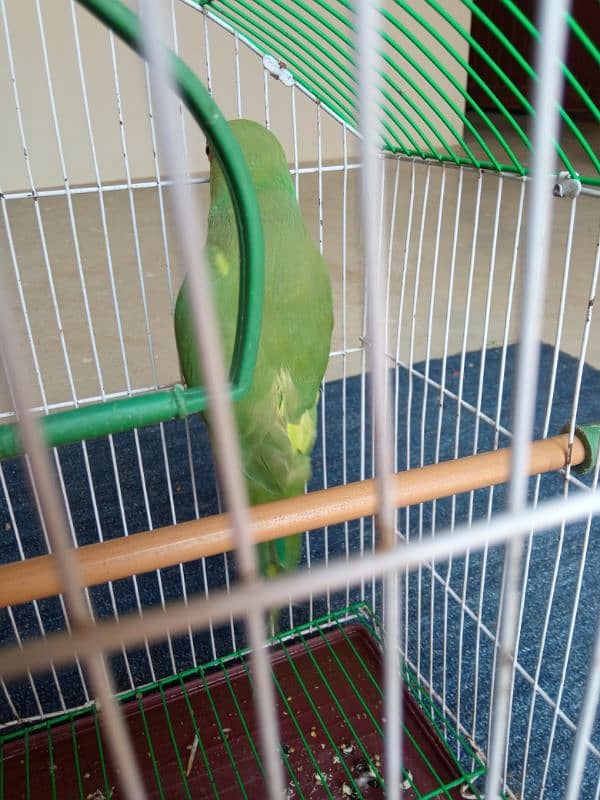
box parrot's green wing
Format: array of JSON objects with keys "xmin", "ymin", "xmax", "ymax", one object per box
[{"xmin": 174, "ymin": 118, "xmax": 333, "ymax": 589}]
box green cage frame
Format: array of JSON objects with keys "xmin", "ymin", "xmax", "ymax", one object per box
[{"xmin": 196, "ymin": 0, "xmax": 599, "ymax": 185}]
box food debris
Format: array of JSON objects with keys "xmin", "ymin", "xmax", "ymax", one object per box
[
  {"xmin": 353, "ymin": 759, "xmax": 379, "ymax": 790},
  {"xmin": 86, "ymin": 789, "xmax": 114, "ymax": 800},
  {"xmin": 310, "ymin": 730, "xmax": 317, "ymax": 738},
  {"xmin": 186, "ymin": 735, "xmax": 199, "ymax": 777},
  {"xmin": 400, "ymin": 770, "xmax": 414, "ymax": 790},
  {"xmin": 341, "ymin": 743, "xmax": 354, "ymax": 755}
]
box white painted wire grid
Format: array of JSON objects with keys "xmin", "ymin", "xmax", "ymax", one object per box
[{"xmin": 0, "ymin": 1, "xmax": 599, "ymax": 798}]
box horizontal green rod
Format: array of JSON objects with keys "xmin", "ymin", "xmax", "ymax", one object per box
[{"xmin": 0, "ymin": 384, "xmax": 220, "ymax": 460}]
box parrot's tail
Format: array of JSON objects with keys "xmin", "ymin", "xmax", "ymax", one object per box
[
  {"xmin": 258, "ymin": 537, "xmax": 302, "ymax": 576},
  {"xmin": 258, "ymin": 537, "xmax": 302, "ymax": 633}
]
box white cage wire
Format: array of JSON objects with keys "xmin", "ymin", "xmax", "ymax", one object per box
[{"xmin": 0, "ymin": 1, "xmax": 599, "ymax": 799}]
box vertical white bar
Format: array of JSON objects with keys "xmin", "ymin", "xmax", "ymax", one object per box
[
  {"xmin": 263, "ymin": 66, "xmax": 270, "ymax": 129},
  {"xmin": 202, "ymin": 11, "xmax": 213, "ymax": 95},
  {"xmin": 355, "ymin": 4, "xmax": 401, "ymax": 800},
  {"xmin": 135, "ymin": 4, "xmax": 284, "ymax": 797},
  {"xmin": 234, "ymin": 31, "xmax": 243, "ymax": 117},
  {"xmin": 393, "ymin": 159, "xmax": 415, "ymax": 660},
  {"xmin": 458, "ymin": 177, "xmax": 502, "ymax": 752},
  {"xmin": 373, "ymin": 156, "xmax": 386, "ymax": 617},
  {"xmin": 170, "ymin": 3, "xmax": 216, "ymax": 663},
  {"xmin": 436, "ymin": 166, "xmax": 463, "ymax": 717},
  {"xmin": 407, "ymin": 164, "xmax": 430, "ymax": 679},
  {"xmin": 142, "ymin": 8, "xmax": 200, "ymax": 667},
  {"xmin": 484, "ymin": 2, "xmax": 572, "ymax": 797},
  {"xmin": 473, "ymin": 179, "xmax": 524, "ymax": 750},
  {"xmin": 564, "ymin": 610, "xmax": 600, "ymax": 800},
  {"xmin": 316, "ymin": 104, "xmax": 331, "ymax": 614},
  {"xmin": 423, "ymin": 168, "xmax": 446, "ymax": 696},
  {"xmin": 384, "ymin": 158, "xmax": 401, "ymax": 353},
  {"xmin": 341, "ymin": 123, "xmax": 351, "ymax": 609},
  {"xmin": 291, "ymin": 86, "xmax": 300, "ymax": 199},
  {"xmin": 169, "ymin": 0, "xmax": 191, "ymax": 175},
  {"xmin": 470, "ymin": 178, "xmax": 503, "ymax": 485}
]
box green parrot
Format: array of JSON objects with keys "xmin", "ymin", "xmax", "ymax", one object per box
[{"xmin": 174, "ymin": 118, "xmax": 333, "ymax": 589}]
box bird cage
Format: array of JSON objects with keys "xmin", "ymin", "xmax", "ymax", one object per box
[{"xmin": 0, "ymin": 0, "xmax": 599, "ymax": 798}]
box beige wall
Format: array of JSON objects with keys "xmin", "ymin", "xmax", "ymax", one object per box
[{"xmin": 0, "ymin": 0, "xmax": 471, "ymax": 193}]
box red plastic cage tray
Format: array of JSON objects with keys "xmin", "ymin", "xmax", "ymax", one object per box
[{"xmin": 0, "ymin": 614, "xmax": 483, "ymax": 799}]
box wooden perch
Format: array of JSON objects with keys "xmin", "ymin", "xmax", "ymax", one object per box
[{"xmin": 0, "ymin": 433, "xmax": 584, "ymax": 608}]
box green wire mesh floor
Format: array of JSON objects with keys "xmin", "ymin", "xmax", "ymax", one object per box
[{"xmin": 0, "ymin": 605, "xmax": 484, "ymax": 799}]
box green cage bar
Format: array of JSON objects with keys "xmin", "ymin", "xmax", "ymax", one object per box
[{"xmin": 197, "ymin": 0, "xmax": 599, "ymax": 185}]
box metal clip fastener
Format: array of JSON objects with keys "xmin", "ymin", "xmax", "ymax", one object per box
[
  {"xmin": 553, "ymin": 170, "xmax": 582, "ymax": 198},
  {"xmin": 263, "ymin": 54, "xmax": 295, "ymax": 87}
]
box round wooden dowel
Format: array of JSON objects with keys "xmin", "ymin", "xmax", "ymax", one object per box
[{"xmin": 0, "ymin": 433, "xmax": 583, "ymax": 608}]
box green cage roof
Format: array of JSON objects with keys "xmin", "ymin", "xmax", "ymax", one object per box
[{"xmin": 196, "ymin": 0, "xmax": 600, "ymax": 186}]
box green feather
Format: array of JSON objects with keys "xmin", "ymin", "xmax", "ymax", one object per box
[{"xmin": 174, "ymin": 119, "xmax": 333, "ymax": 614}]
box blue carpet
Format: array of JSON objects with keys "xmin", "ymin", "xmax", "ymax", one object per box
[{"xmin": 1, "ymin": 343, "xmax": 599, "ymax": 797}]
